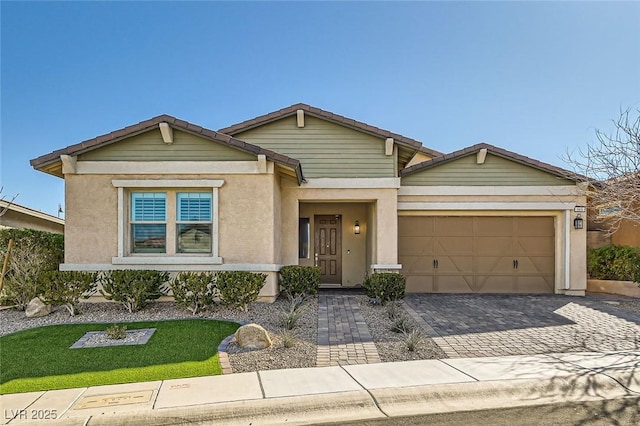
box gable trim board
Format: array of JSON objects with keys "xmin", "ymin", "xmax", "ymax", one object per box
[{"xmin": 30, "ymin": 104, "xmax": 587, "ymax": 299}]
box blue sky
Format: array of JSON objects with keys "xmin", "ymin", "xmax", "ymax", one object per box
[{"xmin": 1, "ymin": 1, "xmax": 639, "ymax": 216}]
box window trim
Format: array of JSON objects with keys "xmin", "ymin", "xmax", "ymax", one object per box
[{"xmin": 112, "ymin": 179, "xmax": 224, "ymax": 265}]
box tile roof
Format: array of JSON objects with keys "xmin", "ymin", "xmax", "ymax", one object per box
[
  {"xmin": 30, "ymin": 114, "xmax": 305, "ymax": 184},
  {"xmin": 218, "ymin": 103, "xmax": 444, "ymax": 156},
  {"xmin": 400, "ymin": 142, "xmax": 586, "ymax": 182}
]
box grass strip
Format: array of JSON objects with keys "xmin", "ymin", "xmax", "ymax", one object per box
[{"xmin": 0, "ymin": 319, "xmax": 239, "ymax": 394}]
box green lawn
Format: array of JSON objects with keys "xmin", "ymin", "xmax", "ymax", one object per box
[{"xmin": 0, "ymin": 319, "xmax": 239, "ymax": 394}]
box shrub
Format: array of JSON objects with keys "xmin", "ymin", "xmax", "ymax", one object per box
[
  {"xmin": 105, "ymin": 324, "xmax": 127, "ymax": 340},
  {"xmin": 40, "ymin": 271, "xmax": 98, "ymax": 316},
  {"xmin": 99, "ymin": 270, "xmax": 169, "ymax": 313},
  {"xmin": 363, "ymin": 272, "xmax": 406, "ymax": 305},
  {"xmin": 402, "ymin": 329, "xmax": 423, "ymax": 352},
  {"xmin": 588, "ymin": 245, "xmax": 640, "ymax": 283},
  {"xmin": 279, "ymin": 265, "xmax": 320, "ymax": 300},
  {"xmin": 170, "ymin": 272, "xmax": 217, "ymax": 315},
  {"xmin": 216, "ymin": 271, "xmax": 266, "ymax": 312},
  {"xmin": 280, "ymin": 331, "xmax": 296, "ymax": 348},
  {"xmin": 0, "ymin": 229, "xmax": 64, "ymax": 310}
]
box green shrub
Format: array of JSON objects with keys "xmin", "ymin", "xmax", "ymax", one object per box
[
  {"xmin": 170, "ymin": 272, "xmax": 217, "ymax": 315},
  {"xmin": 0, "ymin": 229, "xmax": 64, "ymax": 310},
  {"xmin": 100, "ymin": 270, "xmax": 169, "ymax": 313},
  {"xmin": 40, "ymin": 271, "xmax": 98, "ymax": 316},
  {"xmin": 105, "ymin": 324, "xmax": 127, "ymax": 340},
  {"xmin": 216, "ymin": 271, "xmax": 266, "ymax": 312},
  {"xmin": 588, "ymin": 245, "xmax": 640, "ymax": 283},
  {"xmin": 390, "ymin": 316, "xmax": 413, "ymax": 334},
  {"xmin": 402, "ymin": 329, "xmax": 423, "ymax": 352},
  {"xmin": 363, "ymin": 272, "xmax": 406, "ymax": 305},
  {"xmin": 279, "ymin": 265, "xmax": 320, "ymax": 300}
]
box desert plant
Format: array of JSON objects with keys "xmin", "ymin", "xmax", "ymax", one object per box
[
  {"xmin": 216, "ymin": 271, "xmax": 266, "ymax": 312},
  {"xmin": 40, "ymin": 271, "xmax": 98, "ymax": 316},
  {"xmin": 100, "ymin": 270, "xmax": 169, "ymax": 313},
  {"xmin": 279, "ymin": 265, "xmax": 320, "ymax": 300},
  {"xmin": 105, "ymin": 324, "xmax": 127, "ymax": 340},
  {"xmin": 402, "ymin": 329, "xmax": 423, "ymax": 352},
  {"xmin": 170, "ymin": 272, "xmax": 217, "ymax": 314},
  {"xmin": 386, "ymin": 301, "xmax": 403, "ymax": 320},
  {"xmin": 390, "ymin": 316, "xmax": 413, "ymax": 334},
  {"xmin": 280, "ymin": 331, "xmax": 296, "ymax": 348},
  {"xmin": 588, "ymin": 245, "xmax": 640, "ymax": 283},
  {"xmin": 363, "ymin": 272, "xmax": 406, "ymax": 305},
  {"xmin": 281, "ymin": 299, "xmax": 307, "ymax": 330}
]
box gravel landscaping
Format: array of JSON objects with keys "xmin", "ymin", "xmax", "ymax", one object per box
[{"xmin": 2, "ymin": 292, "xmax": 638, "ymax": 374}]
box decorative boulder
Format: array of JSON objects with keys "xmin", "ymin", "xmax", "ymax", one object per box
[
  {"xmin": 234, "ymin": 323, "xmax": 272, "ymax": 349},
  {"xmin": 25, "ymin": 297, "xmax": 52, "ymax": 318}
]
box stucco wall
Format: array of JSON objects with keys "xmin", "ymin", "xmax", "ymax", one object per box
[
  {"xmin": 64, "ymin": 173, "xmax": 278, "ymax": 265},
  {"xmin": 0, "ymin": 210, "xmax": 64, "ymax": 234}
]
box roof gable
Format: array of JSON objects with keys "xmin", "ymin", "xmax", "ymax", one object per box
[
  {"xmin": 401, "ymin": 143, "xmax": 579, "ymax": 186},
  {"xmin": 30, "ymin": 115, "xmax": 304, "ymax": 184}
]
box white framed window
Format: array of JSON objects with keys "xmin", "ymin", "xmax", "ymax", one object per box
[
  {"xmin": 131, "ymin": 192, "xmax": 167, "ymax": 253},
  {"xmin": 112, "ymin": 179, "xmax": 224, "ymax": 265},
  {"xmin": 176, "ymin": 192, "xmax": 212, "ymax": 254}
]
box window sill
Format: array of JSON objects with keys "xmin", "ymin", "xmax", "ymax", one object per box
[{"xmin": 112, "ymin": 256, "xmax": 223, "ymax": 265}]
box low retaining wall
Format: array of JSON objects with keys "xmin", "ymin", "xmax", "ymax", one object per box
[{"xmin": 587, "ymin": 279, "xmax": 640, "ymax": 298}]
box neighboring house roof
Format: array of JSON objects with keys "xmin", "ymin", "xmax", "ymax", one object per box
[
  {"xmin": 30, "ymin": 115, "xmax": 305, "ymax": 184},
  {"xmin": 0, "ymin": 199, "xmax": 64, "ymax": 233},
  {"xmin": 400, "ymin": 142, "xmax": 584, "ymax": 181},
  {"xmin": 219, "ymin": 103, "xmax": 444, "ymax": 159}
]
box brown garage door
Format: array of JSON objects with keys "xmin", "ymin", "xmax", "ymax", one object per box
[{"xmin": 399, "ymin": 216, "xmax": 555, "ymax": 293}]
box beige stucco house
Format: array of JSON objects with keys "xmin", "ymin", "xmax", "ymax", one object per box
[
  {"xmin": 30, "ymin": 104, "xmax": 587, "ymax": 301},
  {"xmin": 0, "ymin": 200, "xmax": 64, "ymax": 234}
]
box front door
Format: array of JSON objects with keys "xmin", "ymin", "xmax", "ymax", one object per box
[{"xmin": 315, "ymin": 215, "xmax": 342, "ymax": 284}]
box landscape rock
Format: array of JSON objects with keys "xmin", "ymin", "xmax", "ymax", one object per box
[
  {"xmin": 25, "ymin": 297, "xmax": 52, "ymax": 318},
  {"xmin": 234, "ymin": 323, "xmax": 272, "ymax": 349}
]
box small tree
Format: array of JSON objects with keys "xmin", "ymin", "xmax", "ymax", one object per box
[
  {"xmin": 100, "ymin": 270, "xmax": 169, "ymax": 313},
  {"xmin": 40, "ymin": 271, "xmax": 98, "ymax": 316},
  {"xmin": 565, "ymin": 108, "xmax": 640, "ymax": 234}
]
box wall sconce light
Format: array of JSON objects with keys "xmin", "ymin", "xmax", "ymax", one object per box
[
  {"xmin": 573, "ymin": 214, "xmax": 584, "ymax": 230},
  {"xmin": 354, "ymin": 220, "xmax": 361, "ymax": 234}
]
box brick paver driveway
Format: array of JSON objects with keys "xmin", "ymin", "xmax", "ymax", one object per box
[{"xmin": 403, "ymin": 294, "xmax": 640, "ymax": 358}]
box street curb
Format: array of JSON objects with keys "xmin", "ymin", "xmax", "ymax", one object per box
[
  {"xmin": 58, "ymin": 390, "xmax": 384, "ymax": 426},
  {"xmin": 370, "ymin": 373, "xmax": 636, "ymax": 418}
]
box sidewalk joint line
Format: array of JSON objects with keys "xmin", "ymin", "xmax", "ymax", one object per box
[
  {"xmin": 339, "ymin": 365, "xmax": 390, "ymax": 418},
  {"xmin": 256, "ymin": 371, "xmax": 266, "ymax": 399},
  {"xmin": 438, "ymin": 359, "xmax": 481, "ymax": 382}
]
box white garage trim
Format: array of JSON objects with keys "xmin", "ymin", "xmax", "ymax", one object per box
[{"xmin": 397, "ymin": 202, "xmax": 576, "ymax": 211}]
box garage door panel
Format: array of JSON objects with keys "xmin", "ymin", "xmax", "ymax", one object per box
[
  {"xmin": 398, "ymin": 236, "xmax": 434, "ymax": 254},
  {"xmin": 399, "ymin": 255, "xmax": 435, "ymax": 274},
  {"xmin": 436, "ymin": 217, "xmax": 473, "ymax": 236},
  {"xmin": 435, "ymin": 275, "xmax": 474, "ymax": 292},
  {"xmin": 399, "ymin": 217, "xmax": 434, "ymax": 237},
  {"xmin": 476, "ymin": 236, "xmax": 512, "ymax": 255},
  {"xmin": 475, "ymin": 256, "xmax": 514, "ymax": 274},
  {"xmin": 475, "ymin": 276, "xmax": 518, "ymax": 293},
  {"xmin": 405, "ymin": 275, "xmax": 435, "ymax": 292},
  {"xmin": 436, "ymin": 255, "xmax": 473, "ymax": 274},
  {"xmin": 515, "ymin": 276, "xmax": 554, "ymax": 293},
  {"xmin": 516, "ymin": 217, "xmax": 554, "ymax": 236},
  {"xmin": 516, "ymin": 257, "xmax": 554, "ymax": 274},
  {"xmin": 475, "ymin": 217, "xmax": 513, "ymax": 236}
]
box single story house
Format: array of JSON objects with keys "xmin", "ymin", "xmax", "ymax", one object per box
[
  {"xmin": 30, "ymin": 104, "xmax": 587, "ymax": 301},
  {"xmin": 0, "ymin": 200, "xmax": 64, "ymax": 234}
]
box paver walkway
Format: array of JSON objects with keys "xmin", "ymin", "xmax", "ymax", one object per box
[
  {"xmin": 403, "ymin": 294, "xmax": 640, "ymax": 358},
  {"xmin": 316, "ymin": 291, "xmax": 381, "ymax": 366}
]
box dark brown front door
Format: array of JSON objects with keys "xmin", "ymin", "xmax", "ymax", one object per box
[{"xmin": 315, "ymin": 215, "xmax": 342, "ymax": 284}]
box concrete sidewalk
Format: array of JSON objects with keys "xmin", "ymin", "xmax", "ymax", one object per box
[{"xmin": 1, "ymin": 351, "xmax": 638, "ymax": 425}]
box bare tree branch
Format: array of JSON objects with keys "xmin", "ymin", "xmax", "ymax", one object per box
[
  {"xmin": 0, "ymin": 187, "xmax": 19, "ymax": 218},
  {"xmin": 564, "ymin": 108, "xmax": 640, "ymax": 234}
]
